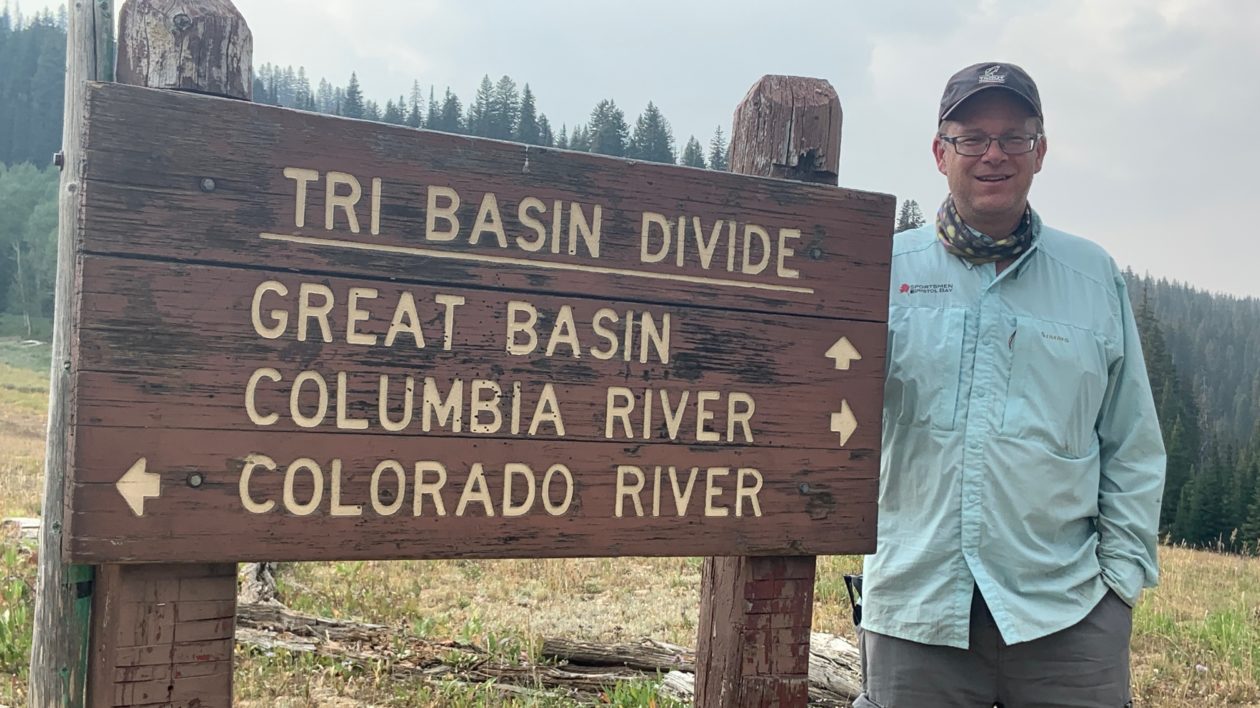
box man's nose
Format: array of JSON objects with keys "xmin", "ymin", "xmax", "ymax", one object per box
[{"xmin": 980, "ymin": 138, "xmax": 1008, "ymax": 163}]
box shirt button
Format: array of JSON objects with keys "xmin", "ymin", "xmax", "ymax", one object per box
[
  {"xmin": 976, "ymin": 387, "xmax": 988, "ymax": 398},
  {"xmin": 968, "ymin": 493, "xmax": 980, "ymax": 503}
]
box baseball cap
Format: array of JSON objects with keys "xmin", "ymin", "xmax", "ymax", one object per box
[{"xmin": 939, "ymin": 62, "xmax": 1042, "ymax": 123}]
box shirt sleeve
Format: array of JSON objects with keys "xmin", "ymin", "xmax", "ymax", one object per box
[{"xmin": 1094, "ymin": 269, "xmax": 1167, "ymax": 606}]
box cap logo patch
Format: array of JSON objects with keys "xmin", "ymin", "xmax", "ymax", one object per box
[{"xmin": 978, "ymin": 65, "xmax": 1006, "ymax": 84}]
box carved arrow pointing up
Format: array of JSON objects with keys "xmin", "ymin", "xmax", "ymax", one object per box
[
  {"xmin": 116, "ymin": 457, "xmax": 160, "ymax": 516},
  {"xmin": 831, "ymin": 401, "xmax": 858, "ymax": 447},
  {"xmin": 825, "ymin": 336, "xmax": 862, "ymax": 370}
]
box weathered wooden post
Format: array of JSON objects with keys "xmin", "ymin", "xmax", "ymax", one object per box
[
  {"xmin": 30, "ymin": 1, "xmax": 114, "ymax": 704},
  {"xmin": 32, "ymin": 2, "xmax": 252, "ymax": 706},
  {"xmin": 695, "ymin": 75, "xmax": 846, "ymax": 708},
  {"xmin": 115, "ymin": 0, "xmax": 253, "ymax": 96},
  {"xmin": 88, "ymin": 6, "xmax": 252, "ymax": 705}
]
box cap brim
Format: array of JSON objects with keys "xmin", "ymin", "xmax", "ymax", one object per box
[{"xmin": 940, "ymin": 85, "xmax": 1041, "ymax": 122}]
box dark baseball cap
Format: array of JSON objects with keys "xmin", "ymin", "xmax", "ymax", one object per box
[{"xmin": 939, "ymin": 62, "xmax": 1042, "ymax": 123}]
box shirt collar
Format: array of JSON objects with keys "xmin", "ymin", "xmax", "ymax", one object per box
[{"xmin": 953, "ymin": 207, "xmax": 1042, "ymax": 277}]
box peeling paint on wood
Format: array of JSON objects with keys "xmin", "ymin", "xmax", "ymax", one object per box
[
  {"xmin": 697, "ymin": 75, "xmax": 848, "ymax": 708},
  {"xmin": 66, "ymin": 81, "xmax": 892, "ymax": 566}
]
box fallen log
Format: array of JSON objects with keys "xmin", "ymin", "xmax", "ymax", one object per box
[
  {"xmin": 234, "ymin": 602, "xmax": 862, "ymax": 704},
  {"xmin": 238, "ymin": 561, "xmax": 281, "ymax": 605},
  {"xmin": 1, "ymin": 517, "xmax": 40, "ymax": 542},
  {"xmin": 541, "ymin": 636, "xmax": 694, "ymax": 672},
  {"xmin": 808, "ymin": 631, "xmax": 863, "ymax": 701}
]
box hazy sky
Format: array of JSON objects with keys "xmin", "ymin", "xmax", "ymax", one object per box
[{"xmin": 21, "ymin": 0, "xmax": 1260, "ymax": 298}]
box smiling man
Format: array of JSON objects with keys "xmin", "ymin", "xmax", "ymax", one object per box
[{"xmin": 855, "ymin": 63, "xmax": 1167, "ymax": 707}]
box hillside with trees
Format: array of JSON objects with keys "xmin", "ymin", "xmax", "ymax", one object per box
[{"xmin": 3, "ymin": 7, "xmax": 1260, "ymax": 552}]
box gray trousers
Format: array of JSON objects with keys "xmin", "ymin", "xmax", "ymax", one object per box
[{"xmin": 855, "ymin": 588, "xmax": 1132, "ymax": 708}]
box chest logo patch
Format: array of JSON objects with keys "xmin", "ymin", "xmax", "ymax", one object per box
[{"xmin": 898, "ymin": 283, "xmax": 955, "ymax": 295}]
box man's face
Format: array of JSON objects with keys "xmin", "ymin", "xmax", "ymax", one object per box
[{"xmin": 933, "ymin": 90, "xmax": 1047, "ymax": 232}]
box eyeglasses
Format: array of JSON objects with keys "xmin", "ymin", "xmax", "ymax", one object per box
[{"xmin": 939, "ymin": 133, "xmax": 1042, "ymax": 157}]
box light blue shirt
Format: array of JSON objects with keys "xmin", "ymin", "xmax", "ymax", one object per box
[{"xmin": 862, "ymin": 216, "xmax": 1166, "ymax": 649}]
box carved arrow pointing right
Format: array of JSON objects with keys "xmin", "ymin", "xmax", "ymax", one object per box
[{"xmin": 830, "ymin": 401, "xmax": 858, "ymax": 447}]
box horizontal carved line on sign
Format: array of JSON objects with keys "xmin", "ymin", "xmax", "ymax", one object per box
[
  {"xmin": 70, "ymin": 420, "xmax": 879, "ymax": 454},
  {"xmin": 259, "ymin": 232, "xmax": 816, "ymax": 295}
]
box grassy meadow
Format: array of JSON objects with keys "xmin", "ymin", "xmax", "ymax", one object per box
[{"xmin": 1, "ymin": 324, "xmax": 1258, "ymax": 706}]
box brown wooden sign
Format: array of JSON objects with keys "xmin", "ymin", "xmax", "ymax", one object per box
[{"xmin": 65, "ymin": 81, "xmax": 892, "ymax": 563}]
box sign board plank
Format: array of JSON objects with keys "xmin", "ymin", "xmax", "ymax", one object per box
[{"xmin": 66, "ymin": 82, "xmax": 892, "ymax": 563}]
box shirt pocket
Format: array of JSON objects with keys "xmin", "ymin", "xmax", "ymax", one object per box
[
  {"xmin": 886, "ymin": 306, "xmax": 966, "ymax": 431},
  {"xmin": 1001, "ymin": 316, "xmax": 1109, "ymax": 457}
]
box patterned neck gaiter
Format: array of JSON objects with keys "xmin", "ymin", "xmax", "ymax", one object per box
[{"xmin": 936, "ymin": 196, "xmax": 1037, "ymax": 264}]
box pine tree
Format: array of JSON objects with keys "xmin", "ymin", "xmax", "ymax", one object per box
[
  {"xmin": 1241, "ymin": 462, "xmax": 1260, "ymax": 549},
  {"xmin": 894, "ymin": 200, "xmax": 926, "ymax": 232},
  {"xmin": 587, "ymin": 100, "xmax": 628, "ymax": 156},
  {"xmin": 364, "ymin": 100, "xmax": 381, "ymax": 122},
  {"xmin": 569, "ymin": 123, "xmax": 591, "ymax": 152},
  {"xmin": 382, "ymin": 99, "xmax": 404, "ymax": 125},
  {"xmin": 316, "ymin": 78, "xmax": 335, "ymax": 114},
  {"xmin": 537, "ymin": 114, "xmax": 554, "ymax": 147},
  {"xmin": 1179, "ymin": 444, "xmax": 1230, "ymax": 546},
  {"xmin": 438, "ymin": 88, "xmax": 463, "ymax": 133},
  {"xmin": 1171, "ymin": 473, "xmax": 1197, "ymax": 543},
  {"xmin": 294, "ymin": 67, "xmax": 314, "ymax": 110},
  {"xmin": 515, "ymin": 84, "xmax": 541, "ymax": 145},
  {"xmin": 466, "ymin": 75, "xmax": 494, "ymax": 137},
  {"xmin": 555, "ymin": 124, "xmax": 569, "ymax": 150},
  {"xmin": 278, "ymin": 65, "xmax": 297, "ymax": 105},
  {"xmin": 708, "ymin": 126, "xmax": 728, "ymax": 171},
  {"xmin": 680, "ymin": 136, "xmax": 706, "ymax": 168},
  {"xmin": 342, "ymin": 72, "xmax": 365, "ymax": 119},
  {"xmin": 627, "ymin": 102, "xmax": 676, "ymax": 164},
  {"xmin": 426, "ymin": 86, "xmax": 441, "ymax": 128},
  {"xmin": 1134, "ymin": 285, "xmax": 1201, "ymax": 532},
  {"xmin": 490, "ymin": 75, "xmax": 520, "ymax": 140},
  {"xmin": 407, "ymin": 80, "xmax": 424, "ymax": 127},
  {"xmin": 1225, "ymin": 443, "xmax": 1254, "ymax": 543}
]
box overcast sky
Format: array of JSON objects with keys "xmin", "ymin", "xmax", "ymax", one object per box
[{"xmin": 21, "ymin": 0, "xmax": 1260, "ymax": 298}]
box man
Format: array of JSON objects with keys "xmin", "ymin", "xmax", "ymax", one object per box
[{"xmin": 855, "ymin": 62, "xmax": 1166, "ymax": 707}]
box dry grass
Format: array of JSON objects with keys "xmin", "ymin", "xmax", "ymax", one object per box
[
  {"xmin": 0, "ymin": 360, "xmax": 47, "ymax": 518},
  {"xmin": 1132, "ymin": 545, "xmax": 1260, "ymax": 705},
  {"xmin": 2, "ymin": 356, "xmax": 1259, "ymax": 706}
]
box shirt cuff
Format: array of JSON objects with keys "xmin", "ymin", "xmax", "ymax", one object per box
[{"xmin": 1099, "ymin": 556, "xmax": 1146, "ymax": 606}]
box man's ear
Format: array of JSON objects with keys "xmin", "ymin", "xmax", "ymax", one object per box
[
  {"xmin": 1033, "ymin": 134, "xmax": 1048, "ymax": 174},
  {"xmin": 933, "ymin": 133, "xmax": 948, "ymax": 175}
]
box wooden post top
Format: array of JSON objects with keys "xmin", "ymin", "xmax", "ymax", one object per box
[
  {"xmin": 117, "ymin": 0, "xmax": 253, "ymax": 99},
  {"xmin": 729, "ymin": 75, "xmax": 842, "ymax": 184}
]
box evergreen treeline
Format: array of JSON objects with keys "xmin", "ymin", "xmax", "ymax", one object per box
[
  {"xmin": 0, "ymin": 5, "xmax": 67, "ymax": 168},
  {"xmin": 250, "ymin": 63, "xmax": 729, "ymax": 169},
  {"xmin": 1128, "ymin": 272, "xmax": 1260, "ymax": 550}
]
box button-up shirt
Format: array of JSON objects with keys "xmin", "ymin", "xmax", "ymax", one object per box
[{"xmin": 862, "ymin": 217, "xmax": 1166, "ymax": 648}]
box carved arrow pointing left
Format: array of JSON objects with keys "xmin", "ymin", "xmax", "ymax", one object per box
[{"xmin": 116, "ymin": 457, "xmax": 160, "ymax": 516}]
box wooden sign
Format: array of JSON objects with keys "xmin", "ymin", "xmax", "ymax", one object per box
[{"xmin": 65, "ymin": 81, "xmax": 893, "ymax": 563}]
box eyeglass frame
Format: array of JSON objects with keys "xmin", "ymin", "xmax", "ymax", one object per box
[{"xmin": 937, "ymin": 132, "xmax": 1044, "ymax": 157}]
